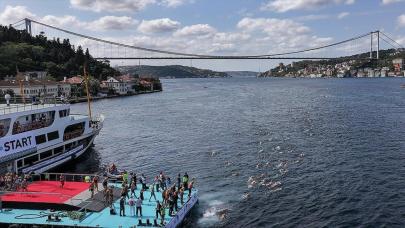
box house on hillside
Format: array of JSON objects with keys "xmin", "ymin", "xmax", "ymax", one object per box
[
  {"xmin": 0, "ymin": 79, "xmax": 71, "ymax": 98},
  {"xmin": 63, "ymin": 76, "xmax": 84, "ymax": 98},
  {"xmin": 103, "ymin": 76, "xmax": 136, "ymax": 95}
]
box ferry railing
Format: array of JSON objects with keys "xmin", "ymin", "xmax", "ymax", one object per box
[
  {"xmin": 31, "ymin": 172, "xmax": 99, "ymax": 182},
  {"xmin": 91, "ymin": 114, "xmax": 104, "ymax": 130},
  {"xmin": 0, "ymin": 96, "xmax": 69, "ymax": 115}
]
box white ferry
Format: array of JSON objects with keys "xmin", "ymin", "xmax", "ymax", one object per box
[{"xmin": 0, "ymin": 97, "xmax": 103, "ymax": 174}]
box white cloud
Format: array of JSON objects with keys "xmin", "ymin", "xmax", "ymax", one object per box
[
  {"xmin": 138, "ymin": 18, "xmax": 181, "ymax": 34},
  {"xmin": 0, "ymin": 5, "xmax": 35, "ymax": 25},
  {"xmin": 262, "ymin": 0, "xmax": 356, "ymax": 12},
  {"xmin": 42, "ymin": 15, "xmax": 85, "ymax": 28},
  {"xmin": 160, "ymin": 0, "xmax": 189, "ymax": 7},
  {"xmin": 89, "ymin": 16, "xmax": 137, "ymax": 30},
  {"xmin": 174, "ymin": 24, "xmax": 216, "ymax": 37},
  {"xmin": 398, "ymin": 14, "xmax": 405, "ymax": 27},
  {"xmin": 237, "ymin": 17, "xmax": 310, "ymax": 36},
  {"xmin": 337, "ymin": 12, "xmax": 350, "ymax": 19},
  {"xmin": 382, "ymin": 0, "xmax": 404, "ymax": 4},
  {"xmin": 70, "ymin": 0, "xmax": 191, "ymax": 12},
  {"xmin": 0, "ymin": 5, "xmax": 138, "ymax": 31},
  {"xmin": 296, "ymin": 14, "xmax": 331, "ymax": 21},
  {"xmin": 69, "ymin": 0, "xmax": 156, "ymax": 12},
  {"xmin": 41, "ymin": 15, "xmax": 137, "ymax": 31},
  {"xmin": 236, "ymin": 17, "xmax": 333, "ymax": 53}
]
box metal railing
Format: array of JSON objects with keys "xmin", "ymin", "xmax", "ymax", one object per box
[
  {"xmin": 32, "ymin": 172, "xmax": 99, "ymax": 182},
  {"xmin": 0, "ymin": 96, "xmax": 68, "ymax": 115}
]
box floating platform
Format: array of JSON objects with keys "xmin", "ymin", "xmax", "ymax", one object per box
[{"xmin": 0, "ymin": 177, "xmax": 198, "ymax": 228}]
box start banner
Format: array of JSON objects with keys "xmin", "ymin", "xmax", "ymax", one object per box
[{"xmin": 0, "ymin": 132, "xmax": 37, "ymax": 160}]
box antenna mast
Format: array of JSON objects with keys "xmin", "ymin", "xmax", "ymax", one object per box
[{"xmin": 83, "ymin": 64, "xmax": 92, "ymax": 120}]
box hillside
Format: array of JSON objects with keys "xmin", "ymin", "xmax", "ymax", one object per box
[
  {"xmin": 259, "ymin": 48, "xmax": 405, "ymax": 77},
  {"xmin": 117, "ymin": 65, "xmax": 230, "ymax": 78},
  {"xmin": 225, "ymin": 71, "xmax": 259, "ymax": 77},
  {"xmin": 0, "ymin": 25, "xmax": 120, "ymax": 81}
]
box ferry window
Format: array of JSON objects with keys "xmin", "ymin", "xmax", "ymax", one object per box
[
  {"xmin": 24, "ymin": 154, "xmax": 38, "ymax": 165},
  {"xmin": 0, "ymin": 118, "xmax": 11, "ymax": 138},
  {"xmin": 17, "ymin": 160, "xmax": 23, "ymax": 168},
  {"xmin": 40, "ymin": 150, "xmax": 53, "ymax": 160},
  {"xmin": 59, "ymin": 109, "xmax": 69, "ymax": 118},
  {"xmin": 35, "ymin": 134, "xmax": 47, "ymax": 144},
  {"xmin": 12, "ymin": 111, "xmax": 55, "ymax": 135},
  {"xmin": 54, "ymin": 146, "xmax": 63, "ymax": 155},
  {"xmin": 47, "ymin": 131, "xmax": 59, "ymax": 141},
  {"xmin": 63, "ymin": 122, "xmax": 85, "ymax": 141}
]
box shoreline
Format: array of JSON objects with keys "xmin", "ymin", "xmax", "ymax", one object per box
[{"xmin": 69, "ymin": 90, "xmax": 162, "ymax": 104}]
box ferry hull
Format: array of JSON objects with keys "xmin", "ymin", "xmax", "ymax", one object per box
[{"xmin": 22, "ymin": 132, "xmax": 98, "ymax": 174}]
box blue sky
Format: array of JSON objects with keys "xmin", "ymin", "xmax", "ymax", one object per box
[{"xmin": 0, "ymin": 0, "xmax": 405, "ymax": 71}]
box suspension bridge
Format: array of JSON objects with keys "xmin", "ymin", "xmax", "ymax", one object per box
[{"xmin": 9, "ymin": 18, "xmax": 405, "ymax": 62}]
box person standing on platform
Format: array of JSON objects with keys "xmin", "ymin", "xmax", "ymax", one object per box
[
  {"xmin": 140, "ymin": 174, "xmax": 147, "ymax": 190},
  {"xmin": 109, "ymin": 188, "xmax": 114, "ymax": 207},
  {"xmin": 133, "ymin": 173, "xmax": 137, "ymax": 190},
  {"xmin": 128, "ymin": 196, "xmax": 135, "ymax": 216},
  {"xmin": 179, "ymin": 187, "xmax": 184, "ymax": 205},
  {"xmin": 182, "ymin": 173, "xmax": 189, "ymax": 191},
  {"xmin": 154, "ymin": 176, "xmax": 160, "ymax": 192},
  {"xmin": 130, "ymin": 181, "xmax": 137, "ymax": 198},
  {"xmin": 93, "ymin": 176, "xmax": 99, "ymax": 192},
  {"xmin": 177, "ymin": 174, "xmax": 181, "ymax": 190},
  {"xmin": 160, "ymin": 205, "xmax": 166, "ymax": 225},
  {"xmin": 103, "ymin": 177, "xmax": 108, "ymax": 192},
  {"xmin": 149, "ymin": 184, "xmax": 157, "ymax": 202},
  {"xmin": 119, "ymin": 196, "xmax": 126, "ymax": 216},
  {"xmin": 123, "ymin": 171, "xmax": 128, "ymax": 183},
  {"xmin": 173, "ymin": 190, "xmax": 179, "ymax": 212},
  {"xmin": 136, "ymin": 197, "xmax": 143, "ymax": 217},
  {"xmin": 128, "ymin": 172, "xmax": 133, "ymax": 186},
  {"xmin": 166, "ymin": 177, "xmax": 171, "ymax": 189},
  {"xmin": 60, "ymin": 174, "xmax": 65, "ymax": 188},
  {"xmin": 188, "ymin": 178, "xmax": 195, "ymax": 198},
  {"xmin": 89, "ymin": 182, "xmax": 95, "ymax": 199},
  {"xmin": 140, "ymin": 188, "xmax": 145, "ymax": 201},
  {"xmin": 155, "ymin": 200, "xmax": 162, "ymax": 220}
]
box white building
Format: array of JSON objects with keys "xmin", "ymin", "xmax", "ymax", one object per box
[
  {"xmin": 103, "ymin": 77, "xmax": 129, "ymax": 95},
  {"xmin": 0, "ymin": 80, "xmax": 71, "ymax": 98}
]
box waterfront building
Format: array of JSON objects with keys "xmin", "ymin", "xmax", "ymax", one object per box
[
  {"xmin": 103, "ymin": 77, "xmax": 131, "ymax": 95},
  {"xmin": 63, "ymin": 76, "xmax": 84, "ymax": 98},
  {"xmin": 117, "ymin": 74, "xmax": 138, "ymax": 94},
  {"xmin": 393, "ymin": 58, "xmax": 404, "ymax": 73},
  {"xmin": 0, "ymin": 79, "xmax": 71, "ymax": 98}
]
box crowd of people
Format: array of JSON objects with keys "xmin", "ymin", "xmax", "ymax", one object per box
[
  {"xmin": 103, "ymin": 167, "xmax": 196, "ymax": 226},
  {"xmin": 0, "ymin": 173, "xmax": 32, "ymax": 192}
]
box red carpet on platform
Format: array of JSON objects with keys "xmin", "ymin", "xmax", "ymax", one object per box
[{"xmin": 2, "ymin": 181, "xmax": 90, "ymax": 204}]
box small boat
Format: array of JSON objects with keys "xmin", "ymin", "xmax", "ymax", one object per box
[{"xmin": 400, "ymin": 84, "xmax": 405, "ymax": 88}]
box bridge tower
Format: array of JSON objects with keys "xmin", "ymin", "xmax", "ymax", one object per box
[
  {"xmin": 370, "ymin": 31, "xmax": 380, "ymax": 60},
  {"xmin": 24, "ymin": 18, "xmax": 32, "ymax": 35}
]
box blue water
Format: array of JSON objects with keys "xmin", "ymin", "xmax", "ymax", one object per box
[{"xmin": 68, "ymin": 77, "xmax": 405, "ymax": 227}]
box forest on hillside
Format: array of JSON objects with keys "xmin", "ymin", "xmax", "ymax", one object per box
[{"xmin": 0, "ymin": 25, "xmax": 120, "ymax": 81}]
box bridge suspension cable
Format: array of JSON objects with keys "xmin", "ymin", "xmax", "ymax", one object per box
[{"xmin": 19, "ymin": 18, "xmax": 380, "ymax": 60}]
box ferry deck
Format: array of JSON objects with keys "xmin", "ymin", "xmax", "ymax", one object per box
[{"xmin": 0, "ymin": 173, "xmax": 198, "ymax": 228}]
